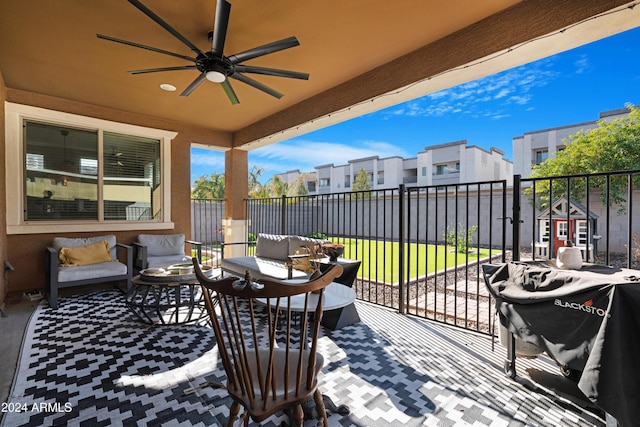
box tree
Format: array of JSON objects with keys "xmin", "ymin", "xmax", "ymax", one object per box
[
  {"xmin": 286, "ymin": 173, "xmax": 312, "ymax": 197},
  {"xmin": 248, "ymin": 165, "xmax": 265, "ymax": 198},
  {"xmin": 191, "ymin": 173, "xmax": 225, "ymax": 199},
  {"xmin": 529, "ymin": 104, "xmax": 640, "ymax": 207},
  {"xmin": 266, "ymin": 175, "xmax": 287, "ymax": 197},
  {"xmin": 352, "ymin": 167, "xmax": 371, "ymax": 191}
]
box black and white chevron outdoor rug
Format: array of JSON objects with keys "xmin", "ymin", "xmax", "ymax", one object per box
[{"xmin": 1, "ymin": 289, "xmax": 604, "ymax": 426}]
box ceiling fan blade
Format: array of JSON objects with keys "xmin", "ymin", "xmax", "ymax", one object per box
[
  {"xmin": 234, "ymin": 65, "xmax": 309, "ymax": 80},
  {"xmin": 221, "ymin": 80, "xmax": 239, "ymax": 105},
  {"xmin": 129, "ymin": 65, "xmax": 197, "ymax": 74},
  {"xmin": 180, "ymin": 73, "xmax": 207, "ymax": 96},
  {"xmin": 97, "ymin": 34, "xmax": 195, "ymax": 62},
  {"xmin": 231, "ymin": 73, "xmax": 284, "ymax": 99},
  {"xmin": 211, "ymin": 0, "xmax": 231, "ymax": 55},
  {"xmin": 228, "ymin": 36, "xmax": 300, "ymax": 65},
  {"xmin": 128, "ymin": 0, "xmax": 205, "ymax": 57}
]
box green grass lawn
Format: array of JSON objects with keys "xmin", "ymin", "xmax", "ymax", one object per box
[{"xmin": 336, "ymin": 238, "xmax": 498, "ymax": 284}]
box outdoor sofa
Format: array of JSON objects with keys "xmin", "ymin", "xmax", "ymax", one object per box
[{"xmin": 220, "ymin": 233, "xmax": 328, "ymax": 280}]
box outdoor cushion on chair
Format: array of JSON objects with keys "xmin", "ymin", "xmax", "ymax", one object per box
[
  {"xmin": 133, "ymin": 233, "xmax": 202, "ymax": 270},
  {"xmin": 46, "ymin": 235, "xmax": 132, "ymax": 309}
]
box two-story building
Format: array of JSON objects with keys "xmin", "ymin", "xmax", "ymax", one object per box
[
  {"xmin": 512, "ymin": 107, "xmax": 630, "ymax": 178},
  {"xmin": 416, "ymin": 140, "xmax": 512, "ymax": 187},
  {"xmin": 278, "ymin": 140, "xmax": 513, "ymax": 194}
]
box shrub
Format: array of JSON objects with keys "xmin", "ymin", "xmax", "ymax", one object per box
[
  {"xmin": 445, "ymin": 225, "xmax": 478, "ymax": 254},
  {"xmin": 307, "ymin": 231, "xmax": 328, "ymax": 240}
]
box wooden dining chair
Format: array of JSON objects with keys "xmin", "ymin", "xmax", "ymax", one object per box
[{"xmin": 192, "ymin": 258, "xmax": 343, "ymax": 426}]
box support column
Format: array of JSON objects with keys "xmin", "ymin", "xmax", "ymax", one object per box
[{"xmin": 224, "ymin": 149, "xmax": 250, "ymax": 258}]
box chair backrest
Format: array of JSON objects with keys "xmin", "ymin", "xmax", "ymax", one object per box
[
  {"xmin": 192, "ymin": 258, "xmax": 343, "ymax": 424},
  {"xmin": 137, "ymin": 233, "xmax": 186, "ymax": 256},
  {"xmin": 52, "ymin": 235, "xmax": 118, "ymax": 260}
]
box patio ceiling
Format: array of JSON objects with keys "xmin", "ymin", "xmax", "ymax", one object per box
[{"xmin": 1, "ymin": 1, "xmax": 639, "ymax": 150}]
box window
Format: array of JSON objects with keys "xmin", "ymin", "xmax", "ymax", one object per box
[
  {"xmin": 103, "ymin": 132, "xmax": 160, "ymax": 221},
  {"xmin": 6, "ymin": 102, "xmax": 176, "ymax": 234},
  {"xmin": 26, "ymin": 153, "xmax": 44, "ymax": 170},
  {"xmin": 455, "ymin": 162, "xmax": 460, "ymax": 171},
  {"xmin": 421, "ymin": 166, "xmax": 427, "ymax": 176},
  {"xmin": 24, "ymin": 121, "xmax": 161, "ymax": 222},
  {"xmin": 534, "ymin": 149, "xmax": 548, "ymax": 165},
  {"xmin": 435, "ymin": 164, "xmax": 446, "ymax": 175},
  {"xmin": 377, "ymin": 171, "xmax": 384, "ymax": 185},
  {"xmin": 319, "ymin": 178, "xmax": 330, "ymax": 187},
  {"xmin": 539, "ymin": 220, "xmax": 550, "ymax": 243},
  {"xmin": 576, "ymin": 220, "xmax": 588, "ymax": 246},
  {"xmin": 557, "ymin": 221, "xmax": 568, "ymax": 240},
  {"xmin": 25, "ymin": 122, "xmax": 99, "ymax": 220}
]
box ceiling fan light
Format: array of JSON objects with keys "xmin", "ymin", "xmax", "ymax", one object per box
[
  {"xmin": 206, "ymin": 70, "xmax": 226, "ymax": 83},
  {"xmin": 160, "ymin": 83, "xmax": 177, "ymax": 91}
]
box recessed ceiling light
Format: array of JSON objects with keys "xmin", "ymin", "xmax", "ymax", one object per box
[{"xmin": 160, "ymin": 83, "xmax": 177, "ymax": 92}]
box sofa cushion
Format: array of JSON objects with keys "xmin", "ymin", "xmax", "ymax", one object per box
[
  {"xmin": 59, "ymin": 240, "xmax": 114, "ymax": 266},
  {"xmin": 221, "ymin": 256, "xmax": 309, "ymax": 280},
  {"xmin": 138, "ymin": 233, "xmax": 186, "ymax": 257},
  {"xmin": 58, "ymin": 261, "xmax": 128, "ymax": 283},
  {"xmin": 53, "ymin": 235, "xmax": 117, "ymax": 260},
  {"xmin": 255, "ymin": 234, "xmax": 290, "ymax": 261}
]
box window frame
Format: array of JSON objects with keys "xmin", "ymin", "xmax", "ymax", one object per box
[
  {"xmin": 5, "ymin": 102, "xmax": 176, "ymax": 235},
  {"xmin": 534, "ymin": 149, "xmax": 548, "ymax": 165}
]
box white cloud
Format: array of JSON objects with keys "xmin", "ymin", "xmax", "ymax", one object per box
[
  {"xmin": 191, "ymin": 149, "xmax": 225, "ymax": 168},
  {"xmin": 190, "ymin": 141, "xmax": 409, "ymax": 183},
  {"xmin": 381, "ymin": 59, "xmax": 558, "ymax": 120},
  {"xmin": 249, "ymin": 140, "xmax": 409, "ymax": 175},
  {"xmin": 574, "ymin": 54, "xmax": 591, "ymax": 74},
  {"xmin": 494, "ymin": 88, "xmax": 511, "ymax": 99}
]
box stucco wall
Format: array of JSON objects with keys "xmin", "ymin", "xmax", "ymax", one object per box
[
  {"xmin": 0, "ymin": 71, "xmax": 7, "ymax": 309},
  {"xmin": 3, "ymin": 90, "xmax": 231, "ymax": 295}
]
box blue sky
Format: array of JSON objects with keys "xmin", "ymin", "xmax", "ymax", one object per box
[{"xmin": 191, "ymin": 26, "xmax": 640, "ymax": 184}]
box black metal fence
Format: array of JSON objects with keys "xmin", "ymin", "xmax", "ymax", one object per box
[
  {"xmin": 515, "ymin": 170, "xmax": 640, "ymax": 269},
  {"xmin": 191, "ymin": 169, "xmax": 640, "ymax": 335}
]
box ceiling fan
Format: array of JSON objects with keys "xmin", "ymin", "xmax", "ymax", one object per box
[
  {"xmin": 110, "ymin": 147, "xmax": 124, "ymax": 167},
  {"xmin": 97, "ymin": 0, "xmax": 309, "ymax": 105}
]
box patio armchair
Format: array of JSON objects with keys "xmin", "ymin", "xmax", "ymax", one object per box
[
  {"xmin": 133, "ymin": 233, "xmax": 202, "ymax": 270},
  {"xmin": 193, "ymin": 258, "xmax": 343, "ymax": 426},
  {"xmin": 45, "ymin": 234, "xmax": 132, "ymax": 309}
]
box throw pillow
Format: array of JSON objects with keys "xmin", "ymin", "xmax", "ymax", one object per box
[
  {"xmin": 59, "ymin": 240, "xmax": 115, "ymax": 266},
  {"xmin": 291, "ymin": 246, "xmax": 315, "ymax": 273}
]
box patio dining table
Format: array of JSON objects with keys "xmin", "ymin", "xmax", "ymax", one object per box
[
  {"xmin": 255, "ymin": 280, "xmax": 358, "ymax": 330},
  {"xmin": 483, "ymin": 261, "xmax": 640, "ymax": 427}
]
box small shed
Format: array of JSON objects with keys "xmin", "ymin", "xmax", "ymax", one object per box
[{"xmin": 534, "ymin": 197, "xmax": 598, "ymax": 261}]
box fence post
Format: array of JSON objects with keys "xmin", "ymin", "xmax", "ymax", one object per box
[
  {"xmin": 398, "ymin": 184, "xmax": 405, "ymax": 313},
  {"xmin": 281, "ymin": 195, "xmax": 287, "ymax": 234},
  {"xmin": 512, "ymin": 175, "xmax": 521, "ymax": 261}
]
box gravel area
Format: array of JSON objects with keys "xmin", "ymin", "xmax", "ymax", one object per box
[{"xmin": 353, "ymin": 249, "xmax": 640, "ymax": 334}]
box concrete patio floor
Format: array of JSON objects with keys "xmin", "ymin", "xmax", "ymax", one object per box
[{"xmin": 0, "ymin": 283, "xmax": 606, "ymax": 426}]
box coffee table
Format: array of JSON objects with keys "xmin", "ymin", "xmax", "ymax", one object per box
[
  {"xmin": 254, "ymin": 280, "xmax": 356, "ymax": 318},
  {"xmin": 125, "ymin": 264, "xmax": 215, "ymax": 325}
]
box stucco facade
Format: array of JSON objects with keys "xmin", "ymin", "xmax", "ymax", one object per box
[
  {"xmin": 278, "ymin": 140, "xmax": 513, "ymax": 193},
  {"xmin": 512, "ymin": 107, "xmax": 630, "ymax": 178}
]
